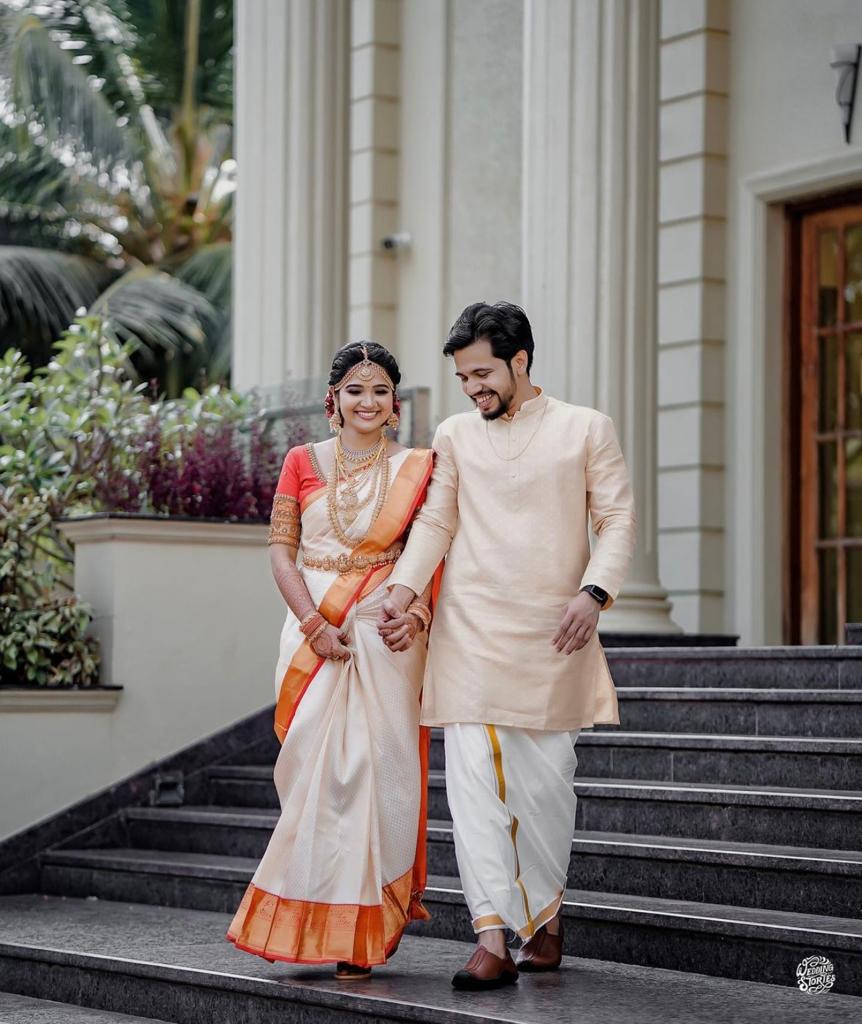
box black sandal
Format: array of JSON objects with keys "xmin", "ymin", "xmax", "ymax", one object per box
[{"xmin": 335, "ymin": 961, "xmax": 372, "ymax": 980}]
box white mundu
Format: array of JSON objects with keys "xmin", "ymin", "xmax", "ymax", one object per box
[
  {"xmin": 388, "ymin": 388, "xmax": 636, "ymax": 938},
  {"xmin": 445, "ymin": 724, "xmax": 581, "ymax": 937}
]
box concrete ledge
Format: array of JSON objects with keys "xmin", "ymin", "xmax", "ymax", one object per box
[
  {"xmin": 0, "ymin": 687, "xmax": 122, "ymax": 713},
  {"xmin": 57, "ymin": 514, "xmax": 268, "ymax": 547}
]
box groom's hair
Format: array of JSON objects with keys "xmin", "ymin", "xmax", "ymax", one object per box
[{"xmin": 443, "ymin": 302, "xmax": 534, "ymax": 373}]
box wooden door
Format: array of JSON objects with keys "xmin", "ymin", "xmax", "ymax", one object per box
[{"xmin": 798, "ymin": 205, "xmax": 862, "ymax": 643}]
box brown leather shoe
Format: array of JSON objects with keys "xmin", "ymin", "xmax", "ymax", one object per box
[
  {"xmin": 515, "ymin": 918, "xmax": 563, "ymax": 972},
  {"xmin": 451, "ymin": 946, "xmax": 519, "ymax": 990}
]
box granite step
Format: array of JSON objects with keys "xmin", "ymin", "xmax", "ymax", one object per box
[
  {"xmin": 46, "ymin": 816, "xmax": 862, "ymax": 919},
  {"xmin": 225, "ymin": 691, "xmax": 862, "ymax": 774},
  {"xmin": 219, "ymin": 731, "xmax": 862, "ymax": 791},
  {"xmin": 419, "ymin": 874, "xmax": 862, "ymax": 994},
  {"xmin": 604, "ymin": 646, "xmax": 862, "ymax": 690},
  {"xmin": 0, "ymin": 992, "xmax": 173, "ymax": 1024},
  {"xmin": 204, "ymin": 767, "xmax": 862, "ymax": 850},
  {"xmin": 572, "ymin": 732, "xmax": 862, "ymax": 789},
  {"xmin": 430, "ymin": 723, "xmax": 862, "ymax": 775},
  {"xmin": 570, "ymin": 777, "xmax": 862, "ymax": 851},
  {"xmin": 2, "ymin": 895, "xmax": 859, "ymax": 1023},
  {"xmin": 609, "ymin": 688, "xmax": 862, "ymax": 737},
  {"xmin": 3, "ymin": 888, "xmax": 855, "ymax": 1007}
]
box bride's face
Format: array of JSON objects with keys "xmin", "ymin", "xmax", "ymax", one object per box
[{"xmin": 338, "ymin": 376, "xmax": 394, "ymax": 437}]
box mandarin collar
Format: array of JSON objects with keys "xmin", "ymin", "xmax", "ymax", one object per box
[{"xmin": 498, "ymin": 386, "xmax": 546, "ymax": 423}]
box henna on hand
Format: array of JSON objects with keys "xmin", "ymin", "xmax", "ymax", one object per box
[{"xmin": 311, "ymin": 624, "xmax": 351, "ymax": 660}]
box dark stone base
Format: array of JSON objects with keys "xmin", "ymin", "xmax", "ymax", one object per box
[{"xmin": 600, "ymin": 632, "xmax": 739, "ymax": 647}]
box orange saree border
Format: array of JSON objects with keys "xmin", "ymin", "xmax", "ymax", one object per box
[
  {"xmin": 226, "ymin": 865, "xmax": 430, "ymax": 968},
  {"xmin": 273, "ymin": 448, "xmax": 434, "ymax": 744}
]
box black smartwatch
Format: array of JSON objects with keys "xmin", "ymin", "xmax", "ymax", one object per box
[{"xmin": 580, "ymin": 585, "xmax": 609, "ymax": 608}]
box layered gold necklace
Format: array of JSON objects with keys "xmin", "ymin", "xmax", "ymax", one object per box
[{"xmin": 326, "ymin": 433, "xmax": 390, "ymax": 547}]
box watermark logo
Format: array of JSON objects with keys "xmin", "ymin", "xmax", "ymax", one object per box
[{"xmin": 796, "ymin": 955, "xmax": 836, "ymax": 994}]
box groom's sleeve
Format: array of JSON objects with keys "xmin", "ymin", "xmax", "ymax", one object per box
[
  {"xmin": 389, "ymin": 423, "xmax": 459, "ymax": 597},
  {"xmin": 578, "ymin": 412, "xmax": 637, "ymax": 610}
]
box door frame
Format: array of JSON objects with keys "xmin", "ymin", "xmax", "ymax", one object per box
[{"xmin": 732, "ymin": 151, "xmax": 862, "ymax": 646}]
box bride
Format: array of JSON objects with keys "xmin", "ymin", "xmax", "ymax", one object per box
[{"xmin": 226, "ymin": 341, "xmax": 435, "ymax": 979}]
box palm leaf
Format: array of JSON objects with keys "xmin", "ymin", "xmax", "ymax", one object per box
[
  {"xmin": 172, "ymin": 241, "xmax": 231, "ymax": 312},
  {"xmin": 0, "ymin": 246, "xmax": 110, "ymax": 346},
  {"xmin": 91, "ymin": 267, "xmax": 217, "ymax": 360},
  {"xmin": 3, "ymin": 12, "xmax": 133, "ymax": 168}
]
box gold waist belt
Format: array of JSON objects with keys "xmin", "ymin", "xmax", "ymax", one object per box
[{"xmin": 301, "ymin": 543, "xmax": 403, "ymax": 575}]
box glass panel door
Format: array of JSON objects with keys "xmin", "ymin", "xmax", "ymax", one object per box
[{"xmin": 799, "ymin": 206, "xmax": 862, "ymax": 643}]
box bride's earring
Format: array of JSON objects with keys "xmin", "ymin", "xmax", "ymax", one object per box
[
  {"xmin": 325, "ymin": 388, "xmax": 342, "ymax": 434},
  {"xmin": 386, "ymin": 395, "xmax": 401, "ymax": 432}
]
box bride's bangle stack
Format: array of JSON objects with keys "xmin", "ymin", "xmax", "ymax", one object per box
[
  {"xmin": 300, "ymin": 610, "xmax": 329, "ymax": 644},
  {"xmin": 407, "ymin": 601, "xmax": 432, "ymax": 632}
]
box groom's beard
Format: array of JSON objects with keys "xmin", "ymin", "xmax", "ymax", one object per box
[{"xmin": 476, "ymin": 373, "xmax": 517, "ymax": 421}]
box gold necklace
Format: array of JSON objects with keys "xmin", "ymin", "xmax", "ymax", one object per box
[
  {"xmin": 484, "ymin": 400, "xmax": 549, "ymax": 462},
  {"xmin": 335, "ymin": 453, "xmax": 380, "ymax": 525},
  {"xmin": 327, "ymin": 435, "xmax": 390, "ymax": 546},
  {"xmin": 340, "ymin": 434, "xmax": 386, "ymax": 465}
]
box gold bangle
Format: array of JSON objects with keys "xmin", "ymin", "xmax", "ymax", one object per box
[
  {"xmin": 407, "ymin": 601, "xmax": 432, "ymax": 631},
  {"xmin": 308, "ymin": 620, "xmax": 328, "ymax": 644},
  {"xmin": 300, "ymin": 612, "xmax": 326, "ymax": 638}
]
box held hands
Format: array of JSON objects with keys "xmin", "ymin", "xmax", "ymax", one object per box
[
  {"xmin": 310, "ymin": 623, "xmax": 352, "ymax": 661},
  {"xmin": 378, "ymin": 607, "xmax": 423, "ymax": 652},
  {"xmin": 377, "ymin": 585, "xmax": 420, "ymax": 653},
  {"xmin": 553, "ymin": 591, "xmax": 601, "ymax": 655}
]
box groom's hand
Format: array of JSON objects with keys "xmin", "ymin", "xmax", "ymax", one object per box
[
  {"xmin": 378, "ymin": 585, "xmax": 416, "ymax": 649},
  {"xmin": 553, "ymin": 592, "xmax": 601, "ymax": 655}
]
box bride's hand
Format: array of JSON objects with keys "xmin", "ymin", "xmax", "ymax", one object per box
[
  {"xmin": 310, "ymin": 624, "xmax": 351, "ymax": 660},
  {"xmin": 381, "ymin": 612, "xmax": 421, "ymax": 652}
]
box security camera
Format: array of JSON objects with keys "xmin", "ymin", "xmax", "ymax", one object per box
[{"xmin": 380, "ymin": 232, "xmax": 412, "ymax": 251}]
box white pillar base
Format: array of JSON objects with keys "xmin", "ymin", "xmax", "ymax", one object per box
[{"xmin": 601, "ymin": 581, "xmax": 681, "ymax": 634}]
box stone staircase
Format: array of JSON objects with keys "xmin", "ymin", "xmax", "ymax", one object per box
[{"xmin": 2, "ymin": 646, "xmax": 862, "ymax": 1022}]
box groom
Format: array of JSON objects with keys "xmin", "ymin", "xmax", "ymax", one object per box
[{"xmin": 378, "ymin": 301, "xmax": 636, "ymax": 990}]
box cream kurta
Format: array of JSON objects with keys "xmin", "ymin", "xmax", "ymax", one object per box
[{"xmin": 388, "ymin": 390, "xmax": 636, "ymax": 730}]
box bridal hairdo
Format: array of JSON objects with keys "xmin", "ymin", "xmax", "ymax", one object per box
[{"xmin": 324, "ymin": 341, "xmax": 402, "ymax": 427}]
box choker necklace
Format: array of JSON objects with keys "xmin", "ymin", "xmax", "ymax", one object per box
[{"xmin": 340, "ymin": 434, "xmax": 386, "ymax": 464}]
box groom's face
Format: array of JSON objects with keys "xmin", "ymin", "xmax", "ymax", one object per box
[{"xmin": 453, "ymin": 339, "xmax": 517, "ymax": 420}]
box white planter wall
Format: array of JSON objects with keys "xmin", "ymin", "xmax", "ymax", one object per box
[{"xmin": 0, "ymin": 517, "xmax": 285, "ymax": 840}]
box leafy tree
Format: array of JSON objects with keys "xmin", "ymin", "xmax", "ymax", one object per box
[{"xmin": 0, "ymin": 0, "xmax": 234, "ymax": 395}]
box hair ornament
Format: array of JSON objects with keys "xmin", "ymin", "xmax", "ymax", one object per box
[{"xmin": 333, "ymin": 344, "xmax": 395, "ymax": 392}]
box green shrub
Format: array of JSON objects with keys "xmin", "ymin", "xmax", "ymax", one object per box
[
  {"xmin": 0, "ymin": 488, "xmax": 99, "ymax": 687},
  {"xmin": 0, "ymin": 315, "xmax": 298, "ymax": 686}
]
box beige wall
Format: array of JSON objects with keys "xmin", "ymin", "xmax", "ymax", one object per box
[
  {"xmin": 0, "ymin": 520, "xmax": 284, "ymax": 841},
  {"xmin": 396, "ymin": 0, "xmax": 523, "ymax": 421},
  {"xmin": 725, "ymin": 0, "xmax": 862, "ymax": 643}
]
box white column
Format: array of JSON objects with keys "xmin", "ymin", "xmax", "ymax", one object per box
[
  {"xmin": 233, "ymin": 0, "xmax": 350, "ymax": 391},
  {"xmin": 523, "ymin": 0, "xmax": 678, "ymax": 632},
  {"xmin": 657, "ymin": 0, "xmax": 729, "ymax": 634},
  {"xmin": 348, "ymin": 0, "xmax": 401, "ymax": 348}
]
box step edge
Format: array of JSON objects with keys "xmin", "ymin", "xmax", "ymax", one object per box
[
  {"xmin": 423, "ymin": 879, "xmax": 862, "ymax": 946},
  {"xmin": 0, "ymin": 940, "xmax": 486, "ymax": 1024}
]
